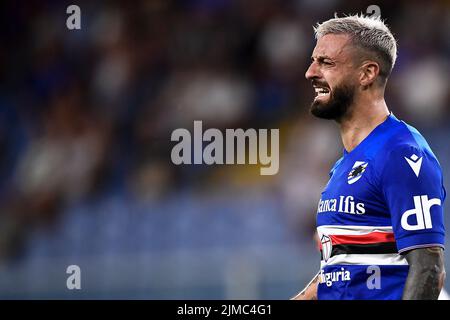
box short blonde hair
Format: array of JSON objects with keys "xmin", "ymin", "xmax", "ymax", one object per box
[{"xmin": 314, "ymin": 14, "xmax": 397, "ymax": 79}]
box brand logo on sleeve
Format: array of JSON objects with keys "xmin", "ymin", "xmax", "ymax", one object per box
[
  {"xmin": 348, "ymin": 161, "xmax": 368, "ymax": 184},
  {"xmin": 401, "ymin": 195, "xmax": 441, "ymax": 230},
  {"xmin": 404, "ymin": 154, "xmax": 423, "ymax": 177}
]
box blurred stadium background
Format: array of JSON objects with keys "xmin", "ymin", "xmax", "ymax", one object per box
[{"xmin": 0, "ymin": 0, "xmax": 449, "ymax": 299}]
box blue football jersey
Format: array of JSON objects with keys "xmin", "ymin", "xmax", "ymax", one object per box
[{"xmin": 316, "ymin": 113, "xmax": 446, "ymax": 300}]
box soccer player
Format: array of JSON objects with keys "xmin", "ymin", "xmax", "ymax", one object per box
[{"xmin": 292, "ymin": 14, "xmax": 446, "ymax": 300}]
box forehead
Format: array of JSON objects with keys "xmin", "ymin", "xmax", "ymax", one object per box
[{"xmin": 312, "ymin": 33, "xmax": 353, "ymax": 60}]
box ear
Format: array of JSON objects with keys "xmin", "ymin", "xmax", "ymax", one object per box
[{"xmin": 359, "ymin": 61, "xmax": 380, "ymax": 88}]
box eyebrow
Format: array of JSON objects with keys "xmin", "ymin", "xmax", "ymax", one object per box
[{"xmin": 311, "ymin": 55, "xmax": 334, "ymax": 61}]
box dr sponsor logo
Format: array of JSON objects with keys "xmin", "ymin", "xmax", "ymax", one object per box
[{"xmin": 401, "ymin": 195, "xmax": 441, "ymax": 231}]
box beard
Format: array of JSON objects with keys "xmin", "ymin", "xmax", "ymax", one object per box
[{"xmin": 310, "ymin": 83, "xmax": 355, "ymax": 121}]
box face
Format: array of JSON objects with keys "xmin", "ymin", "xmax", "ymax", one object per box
[{"xmin": 305, "ymin": 34, "xmax": 358, "ymax": 121}]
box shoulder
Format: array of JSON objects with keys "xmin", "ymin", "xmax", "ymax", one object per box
[
  {"xmin": 380, "ymin": 118, "xmax": 438, "ymax": 161},
  {"xmin": 373, "ymin": 118, "xmax": 442, "ymax": 178}
]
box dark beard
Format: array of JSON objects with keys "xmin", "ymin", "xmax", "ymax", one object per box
[{"xmin": 310, "ymin": 84, "xmax": 355, "ymax": 121}]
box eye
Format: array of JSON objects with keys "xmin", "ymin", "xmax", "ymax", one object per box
[
  {"xmin": 311, "ymin": 57, "xmax": 334, "ymax": 66},
  {"xmin": 314, "ymin": 57, "xmax": 333, "ymax": 66},
  {"xmin": 320, "ymin": 59, "xmax": 333, "ymax": 66}
]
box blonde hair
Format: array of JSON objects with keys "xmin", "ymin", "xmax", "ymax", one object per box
[{"xmin": 314, "ymin": 14, "xmax": 397, "ymax": 79}]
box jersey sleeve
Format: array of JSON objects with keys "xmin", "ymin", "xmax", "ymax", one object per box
[{"xmin": 380, "ymin": 144, "xmax": 446, "ymax": 254}]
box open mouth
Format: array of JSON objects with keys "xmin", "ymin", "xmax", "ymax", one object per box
[{"xmin": 314, "ymin": 86, "xmax": 330, "ymax": 98}]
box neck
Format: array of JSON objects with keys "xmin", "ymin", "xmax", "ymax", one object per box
[{"xmin": 339, "ymin": 95, "xmax": 390, "ymax": 153}]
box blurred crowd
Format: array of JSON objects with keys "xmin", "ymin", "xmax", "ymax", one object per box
[{"xmin": 0, "ymin": 0, "xmax": 449, "ymax": 298}]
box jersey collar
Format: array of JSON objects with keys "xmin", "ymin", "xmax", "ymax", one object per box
[{"xmin": 342, "ymin": 112, "xmax": 396, "ymax": 157}]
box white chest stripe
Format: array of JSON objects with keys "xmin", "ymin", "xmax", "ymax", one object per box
[
  {"xmin": 321, "ymin": 253, "xmax": 407, "ymax": 268},
  {"xmin": 317, "ymin": 225, "xmax": 393, "ymax": 236}
]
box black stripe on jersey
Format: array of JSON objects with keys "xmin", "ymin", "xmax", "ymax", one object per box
[{"xmin": 321, "ymin": 242, "xmax": 398, "ymax": 259}]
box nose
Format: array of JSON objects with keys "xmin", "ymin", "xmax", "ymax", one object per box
[{"xmin": 305, "ymin": 61, "xmax": 319, "ymax": 80}]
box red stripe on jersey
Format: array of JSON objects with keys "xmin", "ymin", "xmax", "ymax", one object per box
[{"xmin": 329, "ymin": 232, "xmax": 395, "ymax": 245}]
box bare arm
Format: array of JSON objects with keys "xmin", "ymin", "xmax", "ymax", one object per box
[
  {"xmin": 402, "ymin": 246, "xmax": 446, "ymax": 300},
  {"xmin": 291, "ymin": 272, "xmax": 319, "ymax": 300}
]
